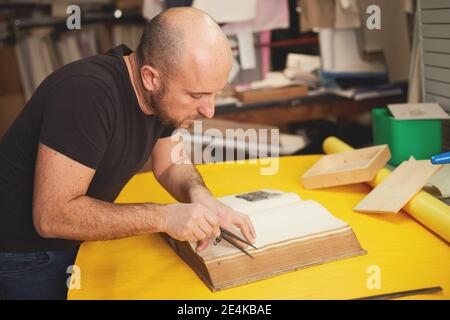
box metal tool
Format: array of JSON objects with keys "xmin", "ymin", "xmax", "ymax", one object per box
[
  {"xmin": 214, "ymin": 227, "xmax": 257, "ymax": 259},
  {"xmin": 352, "ymin": 286, "xmax": 443, "ymax": 300}
]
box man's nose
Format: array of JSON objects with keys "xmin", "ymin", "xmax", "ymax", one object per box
[{"xmin": 198, "ymin": 97, "xmax": 215, "ymax": 119}]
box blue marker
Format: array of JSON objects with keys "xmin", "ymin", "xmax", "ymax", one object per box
[{"xmin": 431, "ymin": 151, "xmax": 450, "ymax": 165}]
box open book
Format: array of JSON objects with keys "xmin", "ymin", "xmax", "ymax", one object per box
[{"xmin": 164, "ymin": 190, "xmax": 366, "ymax": 291}]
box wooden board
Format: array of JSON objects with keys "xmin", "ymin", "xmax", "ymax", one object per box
[
  {"xmin": 388, "ymin": 103, "xmax": 450, "ymax": 120},
  {"xmin": 301, "ymin": 145, "xmax": 391, "ymax": 189},
  {"xmin": 354, "ymin": 159, "xmax": 442, "ymax": 213},
  {"xmin": 234, "ymin": 85, "xmax": 308, "ymax": 104}
]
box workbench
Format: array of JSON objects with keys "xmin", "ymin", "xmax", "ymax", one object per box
[{"xmin": 68, "ymin": 155, "xmax": 449, "ymax": 300}]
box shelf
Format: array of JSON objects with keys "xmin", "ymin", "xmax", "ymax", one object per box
[{"xmin": 13, "ymin": 10, "xmax": 144, "ymax": 28}]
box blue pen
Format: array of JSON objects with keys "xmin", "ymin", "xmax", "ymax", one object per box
[{"xmin": 431, "ymin": 151, "xmax": 450, "ymax": 165}]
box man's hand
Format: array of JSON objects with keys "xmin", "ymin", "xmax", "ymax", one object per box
[
  {"xmin": 162, "ymin": 203, "xmax": 222, "ymax": 244},
  {"xmin": 151, "ymin": 136, "xmax": 255, "ymax": 251},
  {"xmin": 189, "ymin": 187, "xmax": 257, "ymax": 252}
]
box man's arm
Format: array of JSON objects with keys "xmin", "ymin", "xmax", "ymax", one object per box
[
  {"xmin": 151, "ymin": 135, "xmax": 256, "ymax": 251},
  {"xmin": 33, "ymin": 143, "xmax": 220, "ymax": 243},
  {"xmin": 152, "ymin": 144, "xmax": 209, "ymax": 204}
]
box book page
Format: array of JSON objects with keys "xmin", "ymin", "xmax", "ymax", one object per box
[
  {"xmin": 218, "ymin": 189, "xmax": 302, "ymax": 214},
  {"xmin": 191, "ymin": 191, "xmax": 349, "ymax": 261}
]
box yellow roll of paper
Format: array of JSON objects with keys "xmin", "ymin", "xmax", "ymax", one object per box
[{"xmin": 323, "ymin": 136, "xmax": 450, "ymax": 243}]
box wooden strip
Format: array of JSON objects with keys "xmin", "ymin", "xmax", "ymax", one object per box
[
  {"xmin": 234, "ymin": 85, "xmax": 308, "ymax": 104},
  {"xmin": 354, "ymin": 159, "xmax": 442, "ymax": 214},
  {"xmin": 424, "ymin": 66, "xmax": 450, "ymax": 83},
  {"xmin": 422, "ymin": 25, "xmax": 450, "ymax": 39},
  {"xmin": 421, "ymin": 0, "xmax": 450, "ymax": 9},
  {"xmin": 423, "ymin": 52, "xmax": 450, "ymax": 68},
  {"xmin": 425, "ymin": 79, "xmax": 450, "ymax": 98},
  {"xmin": 423, "ymin": 39, "xmax": 450, "ymax": 53},
  {"xmin": 422, "ymin": 9, "xmax": 450, "ymax": 23}
]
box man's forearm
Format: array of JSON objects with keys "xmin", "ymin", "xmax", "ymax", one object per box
[
  {"xmin": 36, "ymin": 196, "xmax": 166, "ymax": 241},
  {"xmin": 157, "ymin": 163, "xmax": 211, "ymax": 203}
]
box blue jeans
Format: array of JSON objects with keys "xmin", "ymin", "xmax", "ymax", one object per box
[{"xmin": 0, "ymin": 247, "xmax": 79, "ymax": 300}]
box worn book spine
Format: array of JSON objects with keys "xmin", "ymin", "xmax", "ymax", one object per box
[{"xmin": 163, "ymin": 228, "xmax": 366, "ymax": 291}]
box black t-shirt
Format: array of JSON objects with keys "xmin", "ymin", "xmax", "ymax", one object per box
[{"xmin": 0, "ymin": 45, "xmax": 174, "ymax": 252}]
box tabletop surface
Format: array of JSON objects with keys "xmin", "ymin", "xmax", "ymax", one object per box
[{"xmin": 68, "ymin": 155, "xmax": 449, "ymax": 300}]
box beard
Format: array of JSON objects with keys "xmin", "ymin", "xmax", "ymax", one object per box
[
  {"xmin": 145, "ymin": 82, "xmax": 198, "ymax": 129},
  {"xmin": 145, "ymin": 82, "xmax": 179, "ymax": 128}
]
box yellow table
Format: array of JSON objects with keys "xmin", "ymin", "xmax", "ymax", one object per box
[{"xmin": 68, "ymin": 156, "xmax": 449, "ymax": 300}]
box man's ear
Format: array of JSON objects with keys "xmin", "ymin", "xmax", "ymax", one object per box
[{"xmin": 140, "ymin": 65, "xmax": 161, "ymax": 92}]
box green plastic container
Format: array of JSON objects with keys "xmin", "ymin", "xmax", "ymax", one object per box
[{"xmin": 372, "ymin": 108, "xmax": 442, "ymax": 166}]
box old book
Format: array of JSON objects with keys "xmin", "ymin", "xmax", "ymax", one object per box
[{"xmin": 164, "ymin": 189, "xmax": 366, "ymax": 291}]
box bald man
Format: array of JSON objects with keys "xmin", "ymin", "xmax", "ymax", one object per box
[{"xmin": 0, "ymin": 8, "xmax": 255, "ymax": 300}]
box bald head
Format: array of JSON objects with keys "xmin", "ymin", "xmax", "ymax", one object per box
[{"xmin": 136, "ymin": 7, "xmax": 232, "ymax": 79}]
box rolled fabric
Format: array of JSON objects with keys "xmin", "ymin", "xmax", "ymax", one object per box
[{"xmin": 322, "ymin": 136, "xmax": 450, "ymax": 243}]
